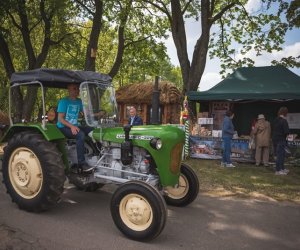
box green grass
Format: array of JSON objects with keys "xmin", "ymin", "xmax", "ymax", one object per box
[{"xmin": 185, "ymin": 158, "xmax": 300, "ymax": 203}]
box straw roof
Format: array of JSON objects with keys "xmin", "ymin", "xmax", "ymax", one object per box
[{"xmin": 116, "ymin": 81, "xmax": 182, "ymax": 104}]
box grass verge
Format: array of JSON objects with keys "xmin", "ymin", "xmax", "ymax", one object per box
[{"xmin": 185, "ymin": 158, "xmax": 300, "ymax": 203}]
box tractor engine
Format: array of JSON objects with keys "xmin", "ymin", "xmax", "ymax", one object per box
[{"xmin": 91, "ymin": 142, "xmax": 152, "ymax": 180}]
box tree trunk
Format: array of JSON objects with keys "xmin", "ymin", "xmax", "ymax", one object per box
[
  {"xmin": 0, "ymin": 30, "xmax": 23, "ymax": 122},
  {"xmin": 0, "ymin": 32, "xmax": 15, "ymax": 80},
  {"xmin": 170, "ymin": 0, "xmax": 190, "ymax": 93},
  {"xmin": 84, "ymin": 0, "xmax": 103, "ymax": 71},
  {"xmin": 109, "ymin": 25, "xmax": 125, "ymax": 78},
  {"xmin": 188, "ymin": 0, "xmax": 212, "ymax": 92},
  {"xmin": 17, "ymin": 0, "xmax": 36, "ymax": 69},
  {"xmin": 22, "ymin": 86, "xmax": 38, "ymax": 121}
]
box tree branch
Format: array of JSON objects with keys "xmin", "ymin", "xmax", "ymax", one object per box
[
  {"xmin": 182, "ymin": 0, "xmax": 193, "ymax": 15},
  {"xmin": 17, "ymin": 0, "xmax": 36, "ymax": 68},
  {"xmin": 49, "ymin": 32, "xmax": 79, "ymax": 45},
  {"xmin": 7, "ymin": 11, "xmax": 21, "ymax": 30},
  {"xmin": 143, "ymin": 0, "xmax": 172, "ymax": 22},
  {"xmin": 74, "ymin": 0, "xmax": 94, "ymax": 16},
  {"xmin": 212, "ymin": 2, "xmax": 236, "ymax": 22},
  {"xmin": 220, "ymin": 18, "xmax": 236, "ymax": 62},
  {"xmin": 124, "ymin": 35, "xmax": 153, "ymax": 48}
]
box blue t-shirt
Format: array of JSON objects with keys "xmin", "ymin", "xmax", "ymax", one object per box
[{"xmin": 56, "ymin": 97, "xmax": 83, "ymax": 128}]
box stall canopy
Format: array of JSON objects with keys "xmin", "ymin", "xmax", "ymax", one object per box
[{"xmin": 188, "ymin": 66, "xmax": 300, "ymax": 101}]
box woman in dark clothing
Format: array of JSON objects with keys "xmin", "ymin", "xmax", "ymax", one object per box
[{"xmin": 272, "ymin": 107, "xmax": 290, "ymax": 175}]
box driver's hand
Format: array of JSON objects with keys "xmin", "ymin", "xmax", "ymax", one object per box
[{"xmin": 70, "ymin": 125, "xmax": 80, "ymax": 135}]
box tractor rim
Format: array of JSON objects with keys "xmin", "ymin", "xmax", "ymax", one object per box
[
  {"xmin": 165, "ymin": 174, "xmax": 189, "ymax": 199},
  {"xmin": 119, "ymin": 193, "xmax": 153, "ymax": 231},
  {"xmin": 8, "ymin": 147, "xmax": 43, "ymax": 199}
]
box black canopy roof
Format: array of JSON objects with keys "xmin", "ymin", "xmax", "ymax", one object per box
[{"xmin": 10, "ymin": 68, "xmax": 112, "ymax": 88}]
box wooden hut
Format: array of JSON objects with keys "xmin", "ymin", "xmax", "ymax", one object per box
[{"xmin": 116, "ymin": 81, "xmax": 182, "ymax": 125}]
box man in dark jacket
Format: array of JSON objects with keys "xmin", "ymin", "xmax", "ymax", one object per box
[
  {"xmin": 128, "ymin": 106, "xmax": 143, "ymax": 126},
  {"xmin": 221, "ymin": 110, "xmax": 236, "ymax": 168},
  {"xmin": 272, "ymin": 107, "xmax": 290, "ymax": 175}
]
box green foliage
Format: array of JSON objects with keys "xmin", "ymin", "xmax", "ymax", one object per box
[
  {"xmin": 209, "ymin": 0, "xmax": 298, "ymax": 77},
  {"xmin": 286, "ymin": 0, "xmax": 300, "ymax": 27},
  {"xmin": 0, "ymin": 0, "xmax": 183, "ymax": 114}
]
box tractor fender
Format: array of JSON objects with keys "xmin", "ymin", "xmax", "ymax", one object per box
[
  {"xmin": 0, "ymin": 123, "xmax": 65, "ymax": 143},
  {"xmin": 1, "ymin": 123, "xmax": 69, "ymax": 168}
]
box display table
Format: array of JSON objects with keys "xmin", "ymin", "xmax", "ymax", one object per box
[
  {"xmin": 189, "ymin": 136, "xmax": 300, "ymax": 162},
  {"xmin": 189, "ymin": 136, "xmax": 255, "ymax": 162}
]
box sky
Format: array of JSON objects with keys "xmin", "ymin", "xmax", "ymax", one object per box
[{"xmin": 164, "ymin": 0, "xmax": 300, "ymax": 91}]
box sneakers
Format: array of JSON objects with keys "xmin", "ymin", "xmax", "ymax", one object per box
[
  {"xmin": 226, "ymin": 163, "xmax": 236, "ymax": 168},
  {"xmin": 221, "ymin": 162, "xmax": 236, "ymax": 168},
  {"xmin": 275, "ymin": 170, "xmax": 287, "ymax": 175},
  {"xmin": 282, "ymin": 169, "xmax": 289, "ymax": 174},
  {"xmin": 78, "ymin": 163, "xmax": 94, "ymax": 173}
]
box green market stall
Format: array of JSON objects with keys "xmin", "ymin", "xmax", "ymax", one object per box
[{"xmin": 187, "ymin": 66, "xmax": 300, "ymax": 161}]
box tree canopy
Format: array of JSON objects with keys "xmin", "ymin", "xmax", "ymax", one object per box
[{"xmin": 0, "ymin": 0, "xmax": 299, "ymax": 118}]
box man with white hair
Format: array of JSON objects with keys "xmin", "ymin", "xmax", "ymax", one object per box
[{"xmin": 128, "ymin": 106, "xmax": 143, "ymax": 126}]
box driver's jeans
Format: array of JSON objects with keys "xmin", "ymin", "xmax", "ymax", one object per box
[{"xmin": 59, "ymin": 126, "xmax": 93, "ymax": 165}]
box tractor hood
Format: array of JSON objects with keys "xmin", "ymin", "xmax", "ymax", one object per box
[{"xmin": 93, "ymin": 125, "xmax": 185, "ymax": 148}]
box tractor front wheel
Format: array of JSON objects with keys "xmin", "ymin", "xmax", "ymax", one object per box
[
  {"xmin": 164, "ymin": 163, "xmax": 199, "ymax": 207},
  {"xmin": 110, "ymin": 181, "xmax": 167, "ymax": 241}
]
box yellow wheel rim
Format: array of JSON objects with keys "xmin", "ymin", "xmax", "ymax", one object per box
[
  {"xmin": 8, "ymin": 147, "xmax": 43, "ymax": 199},
  {"xmin": 165, "ymin": 174, "xmax": 189, "ymax": 199},
  {"xmin": 119, "ymin": 194, "xmax": 153, "ymax": 231}
]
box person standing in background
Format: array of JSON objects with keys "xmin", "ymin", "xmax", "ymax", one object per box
[
  {"xmin": 128, "ymin": 106, "xmax": 143, "ymax": 126},
  {"xmin": 272, "ymin": 107, "xmax": 290, "ymax": 175},
  {"xmin": 253, "ymin": 114, "xmax": 271, "ymax": 166},
  {"xmin": 221, "ymin": 110, "xmax": 236, "ymax": 168}
]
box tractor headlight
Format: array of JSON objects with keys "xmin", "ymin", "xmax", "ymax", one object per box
[{"xmin": 150, "ymin": 138, "xmax": 162, "ymax": 150}]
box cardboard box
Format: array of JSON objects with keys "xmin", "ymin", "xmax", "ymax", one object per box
[
  {"xmin": 197, "ymin": 112, "xmax": 209, "ymax": 118},
  {"xmin": 212, "ymin": 130, "xmax": 222, "ymax": 137},
  {"xmin": 198, "ymin": 118, "xmax": 213, "ymax": 124}
]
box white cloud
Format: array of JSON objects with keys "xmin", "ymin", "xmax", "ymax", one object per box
[
  {"xmin": 245, "ymin": 0, "xmax": 262, "ymax": 13},
  {"xmin": 197, "ymin": 42, "xmax": 300, "ymax": 93},
  {"xmin": 199, "ymin": 72, "xmax": 222, "ymax": 91},
  {"xmin": 236, "ymin": 42, "xmax": 300, "ymax": 66}
]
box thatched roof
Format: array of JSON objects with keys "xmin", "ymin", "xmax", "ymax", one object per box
[{"xmin": 116, "ymin": 81, "xmax": 182, "ymax": 104}]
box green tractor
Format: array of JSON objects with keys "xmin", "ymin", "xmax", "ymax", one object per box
[{"xmin": 0, "ymin": 68, "xmax": 199, "ymax": 241}]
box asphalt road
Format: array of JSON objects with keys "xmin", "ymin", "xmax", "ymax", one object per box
[{"xmin": 1, "ymin": 162, "xmax": 300, "ymax": 250}]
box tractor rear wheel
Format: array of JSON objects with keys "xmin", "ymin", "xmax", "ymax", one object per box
[{"xmin": 2, "ymin": 131, "xmax": 65, "ymax": 212}]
